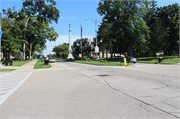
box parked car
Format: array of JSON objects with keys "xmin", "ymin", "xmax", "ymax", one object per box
[
  {"xmin": 49, "ymin": 57, "xmax": 55, "ymax": 63},
  {"xmin": 120, "ymin": 56, "xmax": 137, "ymax": 64}
]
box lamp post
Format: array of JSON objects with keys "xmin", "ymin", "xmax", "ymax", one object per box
[{"xmin": 85, "ymin": 18, "xmax": 107, "ymax": 62}]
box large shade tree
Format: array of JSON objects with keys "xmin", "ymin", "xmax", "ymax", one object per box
[
  {"xmin": 3, "ymin": 0, "xmax": 60, "ymax": 60},
  {"xmin": 52, "ymin": 43, "xmax": 69, "ymax": 59},
  {"xmin": 73, "ymin": 38, "xmax": 92, "ymax": 58},
  {"xmin": 97, "ymin": 0, "xmax": 151, "ymax": 56},
  {"xmin": 157, "ymin": 3, "xmax": 179, "ymax": 56}
]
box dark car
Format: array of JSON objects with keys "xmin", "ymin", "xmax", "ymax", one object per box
[{"xmin": 120, "ymin": 56, "xmax": 137, "ymax": 64}]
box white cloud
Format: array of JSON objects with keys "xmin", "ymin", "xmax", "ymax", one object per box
[
  {"xmin": 60, "ymin": 16, "xmax": 78, "ymax": 20},
  {"xmin": 44, "ymin": 34, "xmax": 94, "ymax": 56}
]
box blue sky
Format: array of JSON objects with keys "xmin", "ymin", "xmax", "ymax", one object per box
[{"xmin": 0, "ymin": 0, "xmax": 179, "ymax": 57}]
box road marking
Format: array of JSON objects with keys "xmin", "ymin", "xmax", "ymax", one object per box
[
  {"xmin": 1, "ymin": 78, "xmax": 22, "ymax": 82},
  {"xmin": 0, "ymin": 73, "xmax": 9, "ymax": 77},
  {"xmin": 0, "ymin": 83, "xmax": 18, "ymax": 88},
  {"xmin": 0, "ymin": 87, "xmax": 13, "ymax": 90},
  {"xmin": 0, "ymin": 90, "xmax": 8, "ymax": 94},
  {"xmin": 0, "ymin": 71, "xmax": 33, "ymax": 106},
  {"xmin": 1, "ymin": 80, "xmax": 21, "ymax": 85}
]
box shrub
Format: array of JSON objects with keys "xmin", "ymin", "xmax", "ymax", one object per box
[
  {"xmin": 73, "ymin": 54, "xmax": 81, "ymax": 60},
  {"xmin": 84, "ymin": 56, "xmax": 88, "ymax": 61}
]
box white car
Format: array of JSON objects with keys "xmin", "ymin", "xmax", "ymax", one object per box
[{"xmin": 49, "ymin": 57, "xmax": 55, "ymax": 63}]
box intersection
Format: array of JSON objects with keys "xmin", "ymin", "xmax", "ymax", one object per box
[{"xmin": 0, "ymin": 60, "xmax": 179, "ymax": 118}]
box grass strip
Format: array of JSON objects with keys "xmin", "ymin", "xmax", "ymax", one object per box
[
  {"xmin": 34, "ymin": 59, "xmax": 52, "ymax": 69},
  {"xmin": 57, "ymin": 55, "xmax": 179, "ymax": 64},
  {"xmin": 76, "ymin": 61, "xmax": 131, "ymax": 66},
  {"xmin": 1, "ymin": 60, "xmax": 35, "ymax": 67},
  {"xmin": 0, "ymin": 69, "xmax": 16, "ymax": 72},
  {"xmin": 101, "ymin": 55, "xmax": 179, "ymax": 64}
]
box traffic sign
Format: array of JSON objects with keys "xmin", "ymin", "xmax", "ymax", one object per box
[{"xmin": 95, "ymin": 46, "xmax": 99, "ymax": 53}]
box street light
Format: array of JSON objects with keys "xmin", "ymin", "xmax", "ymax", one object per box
[{"xmin": 85, "ymin": 18, "xmax": 108, "ymax": 62}]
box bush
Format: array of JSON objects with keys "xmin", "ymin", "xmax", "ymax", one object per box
[
  {"xmin": 84, "ymin": 56, "xmax": 88, "ymax": 61},
  {"xmin": 73, "ymin": 54, "xmax": 81, "ymax": 60}
]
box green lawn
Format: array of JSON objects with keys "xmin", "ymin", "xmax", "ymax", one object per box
[
  {"xmin": 99, "ymin": 55, "xmax": 179, "ymax": 64},
  {"xmin": 136, "ymin": 56, "xmax": 179, "ymax": 64},
  {"xmin": 57, "ymin": 55, "xmax": 179, "ymax": 65},
  {"xmin": 34, "ymin": 59, "xmax": 52, "ymax": 69},
  {"xmin": 0, "ymin": 69, "xmax": 16, "ymax": 72},
  {"xmin": 1, "ymin": 60, "xmax": 35, "ymax": 67}
]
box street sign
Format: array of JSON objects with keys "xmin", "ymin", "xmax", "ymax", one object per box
[{"xmin": 95, "ymin": 46, "xmax": 99, "ymax": 53}]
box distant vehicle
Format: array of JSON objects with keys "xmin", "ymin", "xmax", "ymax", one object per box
[
  {"xmin": 49, "ymin": 57, "xmax": 55, "ymax": 63},
  {"xmin": 120, "ymin": 56, "xmax": 137, "ymax": 64}
]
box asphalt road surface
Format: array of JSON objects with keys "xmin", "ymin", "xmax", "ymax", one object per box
[{"xmin": 0, "ymin": 61, "xmax": 179, "ymax": 119}]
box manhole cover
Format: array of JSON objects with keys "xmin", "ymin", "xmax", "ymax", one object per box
[{"xmin": 98, "ymin": 74, "xmax": 109, "ymax": 77}]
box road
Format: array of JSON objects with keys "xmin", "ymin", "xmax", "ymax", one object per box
[{"xmin": 0, "ymin": 61, "xmax": 179, "ymax": 119}]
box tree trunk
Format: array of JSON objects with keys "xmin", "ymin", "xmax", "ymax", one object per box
[
  {"xmin": 31, "ymin": 51, "xmax": 34, "ymax": 59},
  {"xmin": 111, "ymin": 51, "xmax": 113, "ymax": 58},
  {"xmin": 9, "ymin": 52, "xmax": 11, "ymax": 60},
  {"xmin": 29, "ymin": 40, "xmax": 33, "ymax": 60},
  {"xmin": 128, "ymin": 45, "xmax": 133, "ymax": 56},
  {"xmin": 23, "ymin": 20, "xmax": 29, "ymax": 61},
  {"xmin": 6, "ymin": 52, "xmax": 8, "ymax": 60},
  {"xmin": 168, "ymin": 49, "xmax": 172, "ymax": 56},
  {"xmin": 114, "ymin": 53, "xmax": 115, "ymax": 57},
  {"xmin": 20, "ymin": 52, "xmax": 23, "ymax": 61},
  {"xmin": 153, "ymin": 52, "xmax": 156, "ymax": 58},
  {"xmin": 106, "ymin": 49, "xmax": 108, "ymax": 58},
  {"xmin": 102, "ymin": 50, "xmax": 104, "ymax": 58}
]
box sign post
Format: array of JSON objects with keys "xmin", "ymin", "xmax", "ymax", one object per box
[
  {"xmin": 95, "ymin": 46, "xmax": 99, "ymax": 62},
  {"xmin": 95, "ymin": 46, "xmax": 99, "ymax": 53}
]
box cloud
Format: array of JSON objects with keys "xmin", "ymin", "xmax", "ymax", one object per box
[
  {"xmin": 44, "ymin": 34, "xmax": 94, "ymax": 56},
  {"xmin": 60, "ymin": 16, "xmax": 78, "ymax": 20}
]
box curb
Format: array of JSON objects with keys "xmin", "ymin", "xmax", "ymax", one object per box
[{"xmin": 75, "ymin": 62, "xmax": 131, "ymax": 66}]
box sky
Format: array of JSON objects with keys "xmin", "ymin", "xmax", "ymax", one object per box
[{"xmin": 0, "ymin": 0, "xmax": 179, "ymax": 57}]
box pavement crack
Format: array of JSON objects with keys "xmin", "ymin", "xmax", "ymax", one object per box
[
  {"xmin": 139, "ymin": 102, "xmax": 165, "ymax": 114},
  {"xmin": 63, "ymin": 65, "xmax": 180, "ymax": 119},
  {"xmin": 162, "ymin": 96, "xmax": 180, "ymax": 110},
  {"xmin": 103, "ymin": 77, "xmax": 111, "ymax": 87},
  {"xmin": 162, "ymin": 102, "xmax": 180, "ymax": 110}
]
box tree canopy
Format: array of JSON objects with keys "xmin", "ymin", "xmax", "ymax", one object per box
[{"xmin": 1, "ymin": 0, "xmax": 60, "ymax": 60}]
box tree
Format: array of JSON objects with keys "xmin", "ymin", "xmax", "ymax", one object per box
[
  {"xmin": 97, "ymin": 0, "xmax": 151, "ymax": 56},
  {"xmin": 73, "ymin": 38, "xmax": 92, "ymax": 58},
  {"xmin": 52, "ymin": 54, "xmax": 57, "ymax": 58},
  {"xmin": 157, "ymin": 3, "xmax": 179, "ymax": 56},
  {"xmin": 3, "ymin": 0, "xmax": 60, "ymax": 60},
  {"xmin": 26, "ymin": 15, "xmax": 58, "ymax": 60},
  {"xmin": 1, "ymin": 15, "xmax": 21, "ymax": 60},
  {"xmin": 47, "ymin": 54, "xmax": 52, "ymax": 58},
  {"xmin": 52, "ymin": 43, "xmax": 69, "ymax": 59}
]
